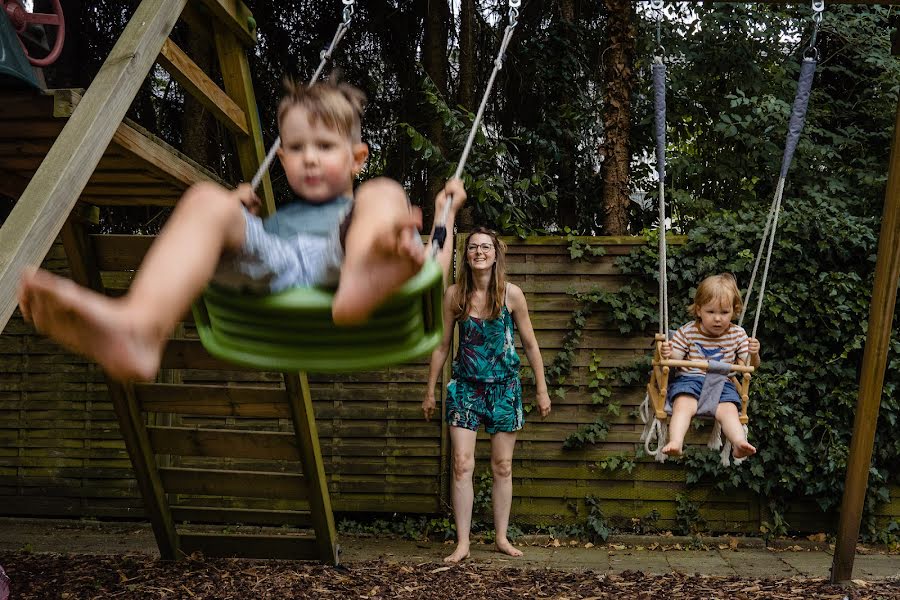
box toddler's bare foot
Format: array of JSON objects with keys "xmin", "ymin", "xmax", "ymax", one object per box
[
  {"xmin": 443, "ymin": 543, "xmax": 470, "ymax": 563},
  {"xmin": 18, "ymin": 269, "xmax": 164, "ymax": 381},
  {"xmin": 661, "ymin": 441, "xmax": 683, "ymax": 457},
  {"xmin": 333, "ymin": 212, "xmax": 425, "ymax": 326},
  {"xmin": 495, "ymin": 538, "xmax": 523, "ymax": 557},
  {"xmin": 732, "ymin": 440, "xmax": 756, "ymax": 459}
]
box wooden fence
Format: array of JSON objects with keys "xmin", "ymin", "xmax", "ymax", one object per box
[{"xmin": 1, "ymin": 237, "xmax": 897, "ymax": 534}]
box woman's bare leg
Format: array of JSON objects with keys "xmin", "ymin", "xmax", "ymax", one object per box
[
  {"xmin": 490, "ymin": 431, "xmax": 522, "ymax": 557},
  {"xmin": 445, "ymin": 426, "xmax": 477, "ymax": 563}
]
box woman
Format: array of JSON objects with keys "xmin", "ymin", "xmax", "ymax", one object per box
[{"xmin": 423, "ymin": 227, "xmax": 551, "ymax": 563}]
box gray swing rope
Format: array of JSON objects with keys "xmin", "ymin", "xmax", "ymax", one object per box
[
  {"xmin": 430, "ymin": 0, "xmax": 521, "ymax": 258},
  {"xmin": 651, "ymin": 0, "xmax": 668, "ymax": 338},
  {"xmin": 739, "ymin": 1, "xmax": 822, "ymax": 338},
  {"xmin": 250, "ymin": 0, "xmax": 356, "ymax": 191}
]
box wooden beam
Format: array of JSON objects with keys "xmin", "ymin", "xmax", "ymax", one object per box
[
  {"xmin": 136, "ymin": 383, "xmax": 288, "ymax": 417},
  {"xmin": 285, "ymin": 373, "xmax": 340, "ymax": 566},
  {"xmin": 196, "ymin": 0, "xmax": 257, "ymax": 47},
  {"xmin": 157, "ymin": 39, "xmax": 249, "ymax": 136},
  {"xmin": 831, "ymin": 90, "xmax": 900, "ymax": 583},
  {"xmin": 59, "ymin": 211, "xmax": 181, "ymax": 561},
  {"xmin": 147, "ymin": 425, "xmax": 300, "ymax": 460},
  {"xmin": 213, "ymin": 20, "xmax": 276, "ymax": 216},
  {"xmin": 170, "ymin": 506, "xmax": 311, "ymax": 527},
  {"xmin": 51, "ymin": 90, "xmax": 224, "ymax": 190},
  {"xmin": 158, "ymin": 467, "xmax": 309, "ymax": 500},
  {"xmin": 0, "ymin": 0, "xmax": 188, "ymax": 333}
]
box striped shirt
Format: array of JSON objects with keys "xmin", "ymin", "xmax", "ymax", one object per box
[{"xmin": 669, "ymin": 321, "xmax": 750, "ymax": 375}]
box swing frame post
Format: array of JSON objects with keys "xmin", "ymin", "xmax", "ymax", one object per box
[{"xmin": 831, "ymin": 86, "xmax": 900, "ymax": 584}]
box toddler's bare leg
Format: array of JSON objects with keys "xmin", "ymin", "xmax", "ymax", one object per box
[
  {"xmin": 18, "ymin": 182, "xmax": 247, "ymax": 381},
  {"xmin": 661, "ymin": 395, "xmax": 697, "ymax": 456},
  {"xmin": 333, "ymin": 178, "xmax": 425, "ymax": 326},
  {"xmin": 716, "ymin": 402, "xmax": 756, "ymax": 458}
]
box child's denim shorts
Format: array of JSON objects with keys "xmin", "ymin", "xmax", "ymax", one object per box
[
  {"xmin": 212, "ymin": 208, "xmax": 343, "ymax": 294},
  {"xmin": 665, "ymin": 374, "xmax": 742, "ymax": 414}
]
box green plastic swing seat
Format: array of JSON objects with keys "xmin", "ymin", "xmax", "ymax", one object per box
[{"xmin": 192, "ymin": 259, "xmax": 445, "ymax": 373}]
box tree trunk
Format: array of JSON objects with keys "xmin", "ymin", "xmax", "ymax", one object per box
[
  {"xmin": 456, "ymin": 0, "xmax": 476, "ymax": 231},
  {"xmin": 555, "ymin": 0, "xmax": 578, "ymax": 231},
  {"xmin": 599, "ymin": 0, "xmax": 635, "ymax": 235},
  {"xmin": 181, "ymin": 27, "xmax": 215, "ymax": 170},
  {"xmin": 422, "ymin": 0, "xmax": 451, "ymax": 230}
]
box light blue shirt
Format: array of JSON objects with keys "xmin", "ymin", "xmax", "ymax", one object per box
[{"xmin": 262, "ymin": 195, "xmax": 352, "ymax": 240}]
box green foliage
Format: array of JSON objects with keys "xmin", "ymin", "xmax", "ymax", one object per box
[
  {"xmin": 584, "ymin": 496, "xmax": 612, "ymax": 542},
  {"xmin": 675, "ymin": 493, "xmax": 706, "ymax": 536}
]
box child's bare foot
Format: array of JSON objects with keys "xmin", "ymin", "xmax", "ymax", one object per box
[
  {"xmin": 333, "ymin": 211, "xmax": 425, "ymax": 326},
  {"xmin": 661, "ymin": 441, "xmax": 683, "ymax": 456},
  {"xmin": 18, "ymin": 269, "xmax": 165, "ymax": 381},
  {"xmin": 732, "ymin": 439, "xmax": 756, "ymax": 459},
  {"xmin": 443, "ymin": 543, "xmax": 470, "ymax": 563},
  {"xmin": 495, "ymin": 538, "xmax": 523, "ymax": 557}
]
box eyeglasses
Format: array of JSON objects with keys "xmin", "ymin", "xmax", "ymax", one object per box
[{"xmin": 467, "ymin": 243, "xmax": 494, "ymax": 253}]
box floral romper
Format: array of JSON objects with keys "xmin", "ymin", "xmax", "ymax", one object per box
[{"xmin": 445, "ymin": 285, "xmax": 524, "ymax": 434}]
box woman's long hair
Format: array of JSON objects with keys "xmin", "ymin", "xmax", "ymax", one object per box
[{"xmin": 450, "ymin": 227, "xmax": 508, "ymax": 321}]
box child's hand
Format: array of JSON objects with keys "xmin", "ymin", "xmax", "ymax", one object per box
[
  {"xmin": 660, "ymin": 341, "xmax": 673, "ymax": 359},
  {"xmin": 235, "ymin": 183, "xmax": 261, "ymax": 216},
  {"xmin": 422, "ymin": 392, "xmax": 437, "ymax": 421},
  {"xmin": 748, "ymin": 337, "xmax": 761, "ymax": 356},
  {"xmin": 435, "ymin": 178, "xmax": 466, "ymax": 219}
]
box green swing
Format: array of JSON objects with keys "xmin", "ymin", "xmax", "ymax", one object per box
[{"xmin": 192, "ymin": 0, "xmax": 520, "ymax": 373}]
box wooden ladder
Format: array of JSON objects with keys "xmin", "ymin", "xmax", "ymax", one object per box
[{"xmin": 2, "ymin": 0, "xmax": 339, "ymax": 563}]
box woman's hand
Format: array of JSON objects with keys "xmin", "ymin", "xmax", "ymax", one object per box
[
  {"xmin": 422, "ymin": 391, "xmax": 437, "ymax": 421},
  {"xmin": 535, "ymin": 389, "xmax": 551, "ymax": 418}
]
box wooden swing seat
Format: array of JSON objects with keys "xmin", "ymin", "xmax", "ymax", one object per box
[{"xmin": 646, "ymin": 333, "xmax": 754, "ymax": 425}]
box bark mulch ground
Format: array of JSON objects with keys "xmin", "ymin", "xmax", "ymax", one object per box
[{"xmin": 1, "ymin": 551, "xmax": 898, "ymax": 599}]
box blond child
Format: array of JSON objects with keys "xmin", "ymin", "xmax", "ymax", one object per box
[
  {"xmin": 18, "ymin": 79, "xmax": 465, "ymax": 382},
  {"xmin": 660, "ymin": 273, "xmax": 761, "ymax": 459}
]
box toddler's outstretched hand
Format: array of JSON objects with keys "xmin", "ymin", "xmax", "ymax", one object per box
[
  {"xmin": 235, "ymin": 183, "xmax": 262, "ymax": 216},
  {"xmin": 435, "ymin": 178, "xmax": 467, "ymax": 218},
  {"xmin": 660, "ymin": 341, "xmax": 673, "ymax": 359}
]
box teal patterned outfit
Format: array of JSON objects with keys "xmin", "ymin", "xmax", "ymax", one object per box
[{"xmin": 446, "ymin": 287, "xmax": 524, "ymax": 434}]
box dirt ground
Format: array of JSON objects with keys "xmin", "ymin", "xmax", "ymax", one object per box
[
  {"xmin": 0, "ymin": 519, "xmax": 898, "ymax": 599},
  {"xmin": 2, "ymin": 551, "xmax": 900, "ymax": 599}
]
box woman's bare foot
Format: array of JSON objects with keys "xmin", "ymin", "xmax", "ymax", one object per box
[
  {"xmin": 661, "ymin": 441, "xmax": 684, "ymax": 456},
  {"xmin": 732, "ymin": 439, "xmax": 757, "ymax": 459},
  {"xmin": 333, "ymin": 214, "xmax": 425, "ymax": 326},
  {"xmin": 443, "ymin": 543, "xmax": 470, "ymax": 563},
  {"xmin": 495, "ymin": 538, "xmax": 523, "ymax": 557},
  {"xmin": 18, "ymin": 268, "xmax": 165, "ymax": 381}
]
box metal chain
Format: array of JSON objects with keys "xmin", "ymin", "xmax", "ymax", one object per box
[
  {"xmin": 430, "ymin": 1, "xmax": 520, "ymax": 256},
  {"xmin": 804, "ymin": 0, "xmax": 824, "ymax": 61},
  {"xmin": 651, "ymin": 0, "xmax": 664, "ymax": 55}
]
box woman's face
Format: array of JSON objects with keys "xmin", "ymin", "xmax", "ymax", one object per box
[{"xmin": 465, "ymin": 233, "xmax": 497, "ymax": 273}]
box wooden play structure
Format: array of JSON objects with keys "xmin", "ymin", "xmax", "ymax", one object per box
[
  {"xmin": 0, "ymin": 0, "xmax": 340, "ymax": 564},
  {"xmin": 0, "ymin": 0, "xmax": 897, "ymax": 582}
]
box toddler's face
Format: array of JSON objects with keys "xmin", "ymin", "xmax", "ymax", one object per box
[
  {"xmin": 697, "ymin": 298, "xmax": 734, "ymax": 337},
  {"xmin": 277, "ymin": 106, "xmax": 366, "ymax": 202}
]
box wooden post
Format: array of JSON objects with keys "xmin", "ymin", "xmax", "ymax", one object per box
[
  {"xmin": 212, "ymin": 21, "xmax": 276, "ymax": 216},
  {"xmin": 0, "ymin": 0, "xmax": 187, "ymax": 333},
  {"xmin": 831, "ymin": 95, "xmax": 900, "ymax": 583},
  {"xmin": 60, "ymin": 213, "xmax": 179, "ymax": 559},
  {"xmin": 284, "ymin": 373, "xmax": 339, "ymax": 565}
]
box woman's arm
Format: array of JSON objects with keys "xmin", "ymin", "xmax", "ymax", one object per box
[
  {"xmin": 508, "ymin": 284, "xmax": 551, "ymax": 418},
  {"xmin": 423, "ymin": 285, "xmax": 458, "ymax": 421}
]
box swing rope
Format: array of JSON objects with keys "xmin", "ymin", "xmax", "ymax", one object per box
[
  {"xmin": 739, "ymin": 2, "xmax": 821, "ymax": 336},
  {"xmin": 430, "ymin": 0, "xmax": 521, "ymax": 258},
  {"xmin": 651, "ymin": 0, "xmax": 668, "ymax": 338},
  {"xmin": 250, "ymin": 0, "xmax": 357, "ymax": 191}
]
